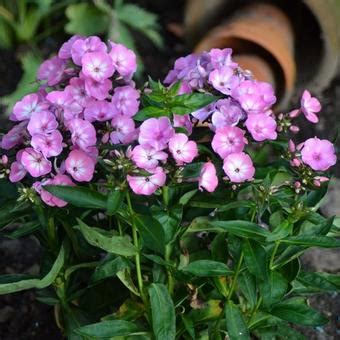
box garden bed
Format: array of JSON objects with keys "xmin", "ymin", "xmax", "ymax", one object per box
[{"xmin": 0, "ymin": 0, "xmax": 339, "ymax": 339}]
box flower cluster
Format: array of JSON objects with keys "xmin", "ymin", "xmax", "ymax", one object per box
[
  {"xmin": 0, "ymin": 38, "xmax": 337, "ymax": 205},
  {"xmin": 1, "ymin": 35, "xmax": 138, "ymax": 205}
]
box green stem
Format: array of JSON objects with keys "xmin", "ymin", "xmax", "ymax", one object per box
[
  {"xmin": 117, "ymin": 218, "xmax": 123, "ymax": 236},
  {"xmin": 227, "ymin": 252, "xmax": 244, "ymax": 300},
  {"xmin": 126, "ymin": 192, "xmax": 147, "ymax": 305},
  {"xmin": 269, "ymin": 241, "xmax": 280, "ymax": 270},
  {"xmin": 248, "ymin": 297, "xmax": 262, "ymax": 325},
  {"xmin": 165, "ymin": 244, "xmax": 174, "ymax": 295},
  {"xmin": 47, "ymin": 217, "xmax": 58, "ymax": 253}
]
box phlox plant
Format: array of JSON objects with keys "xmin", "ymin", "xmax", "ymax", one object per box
[{"xmin": 0, "ymin": 35, "xmax": 339, "ymax": 339}]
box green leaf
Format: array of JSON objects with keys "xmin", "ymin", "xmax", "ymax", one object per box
[
  {"xmin": 117, "ymin": 4, "xmax": 158, "ymax": 30},
  {"xmin": 243, "ymin": 239, "xmax": 268, "ymax": 280},
  {"xmin": 75, "ymin": 320, "xmax": 140, "ymax": 338},
  {"xmin": 300, "ymin": 216, "xmax": 334, "ymax": 236},
  {"xmin": 225, "ymin": 301, "xmax": 250, "ymax": 340},
  {"xmin": 45, "ymin": 185, "xmax": 107, "ymax": 209},
  {"xmin": 267, "ymin": 219, "xmax": 293, "ymax": 242},
  {"xmin": 238, "ymin": 271, "xmax": 257, "ymax": 308},
  {"xmin": 259, "ymin": 271, "xmax": 288, "ymax": 309},
  {"xmin": 134, "ymin": 106, "xmax": 170, "ymax": 121},
  {"xmin": 151, "ymin": 205, "xmax": 182, "ymax": 243},
  {"xmin": 273, "ymin": 245, "xmax": 306, "ymax": 269},
  {"xmin": 106, "ymin": 189, "xmax": 124, "ymax": 215},
  {"xmin": 149, "ymin": 283, "xmax": 176, "ymax": 340},
  {"xmin": 135, "ymin": 214, "xmax": 166, "ymax": 255},
  {"xmin": 281, "ymin": 235, "xmax": 340, "ymax": 248},
  {"xmin": 1, "ymin": 53, "xmax": 41, "ymax": 114},
  {"xmin": 217, "ymin": 200, "xmax": 255, "ymax": 212},
  {"xmin": 181, "ymin": 260, "xmax": 233, "ymax": 277},
  {"xmin": 117, "ymin": 268, "xmax": 140, "ymax": 296},
  {"xmin": 270, "ymin": 298, "xmax": 328, "ymax": 326},
  {"xmin": 170, "ymin": 93, "xmax": 219, "ymax": 115},
  {"xmin": 210, "ymin": 220, "xmax": 270, "ymax": 241},
  {"xmin": 90, "ymin": 256, "xmax": 130, "ymax": 283},
  {"xmin": 65, "ymin": 3, "xmax": 109, "ymax": 35},
  {"xmin": 76, "ymin": 219, "xmax": 137, "ymax": 257},
  {"xmin": 3, "ymin": 221, "xmax": 41, "ymax": 239},
  {"xmin": 0, "ymin": 243, "xmax": 65, "ymax": 294},
  {"xmin": 296, "ymin": 271, "xmax": 338, "ymax": 292},
  {"xmin": 181, "ymin": 314, "xmax": 195, "ymax": 339},
  {"xmin": 179, "ymin": 189, "xmax": 198, "ymax": 205}
]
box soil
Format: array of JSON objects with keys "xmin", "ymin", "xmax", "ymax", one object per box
[{"xmin": 0, "ymin": 0, "xmax": 339, "ymax": 339}]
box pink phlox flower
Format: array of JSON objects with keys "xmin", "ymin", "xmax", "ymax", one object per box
[
  {"xmin": 82, "ymin": 52, "xmax": 114, "ymax": 82},
  {"xmin": 173, "ymin": 114, "xmax": 193, "ymax": 135},
  {"xmin": 232, "ymin": 80, "xmax": 276, "ymax": 114},
  {"xmin": 9, "ymin": 150, "xmax": 27, "ymax": 183},
  {"xmin": 21, "ymin": 148, "xmax": 52, "ymax": 177},
  {"xmin": 211, "ymin": 98, "xmax": 244, "ymax": 129},
  {"xmin": 300, "ymin": 137, "xmax": 336, "ymax": 171},
  {"xmin": 1, "ymin": 121, "xmax": 27, "ymax": 150},
  {"xmin": 245, "ymin": 113, "xmax": 277, "ymax": 141},
  {"xmin": 109, "ymin": 42, "xmax": 137, "ymax": 78},
  {"xmin": 84, "ymin": 99, "xmax": 116, "ymax": 122},
  {"xmin": 168, "ymin": 133, "xmax": 198, "ymax": 165},
  {"xmin": 110, "ymin": 116, "xmax": 137, "ymax": 144},
  {"xmin": 58, "ymin": 35, "xmax": 84, "ymax": 59},
  {"xmin": 191, "ymin": 103, "xmax": 215, "ymax": 121},
  {"xmin": 138, "ymin": 117, "xmax": 175, "ymax": 151},
  {"xmin": 37, "ymin": 56, "xmax": 66, "ymax": 86},
  {"xmin": 11, "ymin": 93, "xmax": 50, "ymax": 121},
  {"xmin": 71, "ymin": 36, "xmax": 107, "ymax": 66},
  {"xmin": 27, "ymin": 111, "xmax": 58, "ymax": 136},
  {"xmin": 46, "ymin": 90, "xmax": 83, "ymax": 121},
  {"xmin": 31, "ymin": 130, "xmax": 63, "ymax": 158},
  {"xmin": 84, "ymin": 76, "xmax": 112, "ymax": 100},
  {"xmin": 131, "ymin": 145, "xmax": 168, "ymax": 170},
  {"xmin": 41, "ymin": 174, "xmax": 75, "ymax": 207},
  {"xmin": 300, "ymin": 90, "xmax": 321, "ymax": 123},
  {"xmin": 68, "ymin": 118, "xmax": 96, "ymax": 150},
  {"xmin": 212, "ymin": 126, "xmax": 246, "ymax": 159},
  {"xmin": 223, "ymin": 152, "xmax": 255, "ymax": 183},
  {"xmin": 65, "ymin": 77, "xmax": 89, "ymax": 107},
  {"xmin": 65, "ymin": 149, "xmax": 95, "ymax": 182},
  {"xmin": 210, "ymin": 48, "xmax": 238, "ymax": 69},
  {"xmin": 111, "ymin": 86, "xmax": 140, "ymax": 117},
  {"xmin": 199, "ymin": 161, "xmax": 218, "ymax": 192},
  {"xmin": 209, "ymin": 66, "xmax": 239, "ymax": 95},
  {"xmin": 127, "ymin": 166, "xmax": 166, "ymax": 195}
]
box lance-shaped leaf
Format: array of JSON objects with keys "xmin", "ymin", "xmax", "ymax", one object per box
[
  {"xmin": 281, "ymin": 235, "xmax": 340, "ymax": 248},
  {"xmin": 0, "ymin": 243, "xmax": 65, "ymax": 294},
  {"xmin": 243, "ymin": 239, "xmax": 268, "ymax": 280},
  {"xmin": 149, "ymin": 283, "xmax": 176, "ymax": 340},
  {"xmin": 181, "ymin": 260, "xmax": 233, "ymax": 277},
  {"xmin": 76, "ymin": 219, "xmax": 137, "ymax": 257},
  {"xmin": 45, "ymin": 185, "xmax": 107, "ymax": 209},
  {"xmin": 75, "ymin": 320, "xmax": 141, "ymax": 338},
  {"xmin": 225, "ymin": 301, "xmax": 250, "ymax": 340}
]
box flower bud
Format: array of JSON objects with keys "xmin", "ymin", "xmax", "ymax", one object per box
[
  {"xmin": 291, "ymin": 158, "xmax": 301, "ymax": 167},
  {"xmin": 289, "ymin": 109, "xmax": 300, "ymax": 118},
  {"xmin": 294, "ymin": 181, "xmax": 301, "ymax": 188},
  {"xmin": 314, "ymin": 176, "xmax": 329, "ymax": 183},
  {"xmin": 290, "ymin": 125, "xmax": 300, "ymax": 133},
  {"xmin": 0, "ymin": 155, "xmax": 8, "ymax": 165},
  {"xmin": 288, "ymin": 139, "xmax": 296, "ymax": 152},
  {"xmin": 313, "ymin": 179, "xmax": 321, "ymax": 187}
]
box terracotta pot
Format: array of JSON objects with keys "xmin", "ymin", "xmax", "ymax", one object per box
[
  {"xmin": 193, "ymin": 3, "xmax": 296, "ymax": 108},
  {"xmin": 185, "ymin": 0, "xmax": 340, "ymax": 106}
]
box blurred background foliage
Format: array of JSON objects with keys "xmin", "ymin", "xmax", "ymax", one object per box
[{"xmin": 0, "ymin": 0, "xmax": 163, "ymax": 113}]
